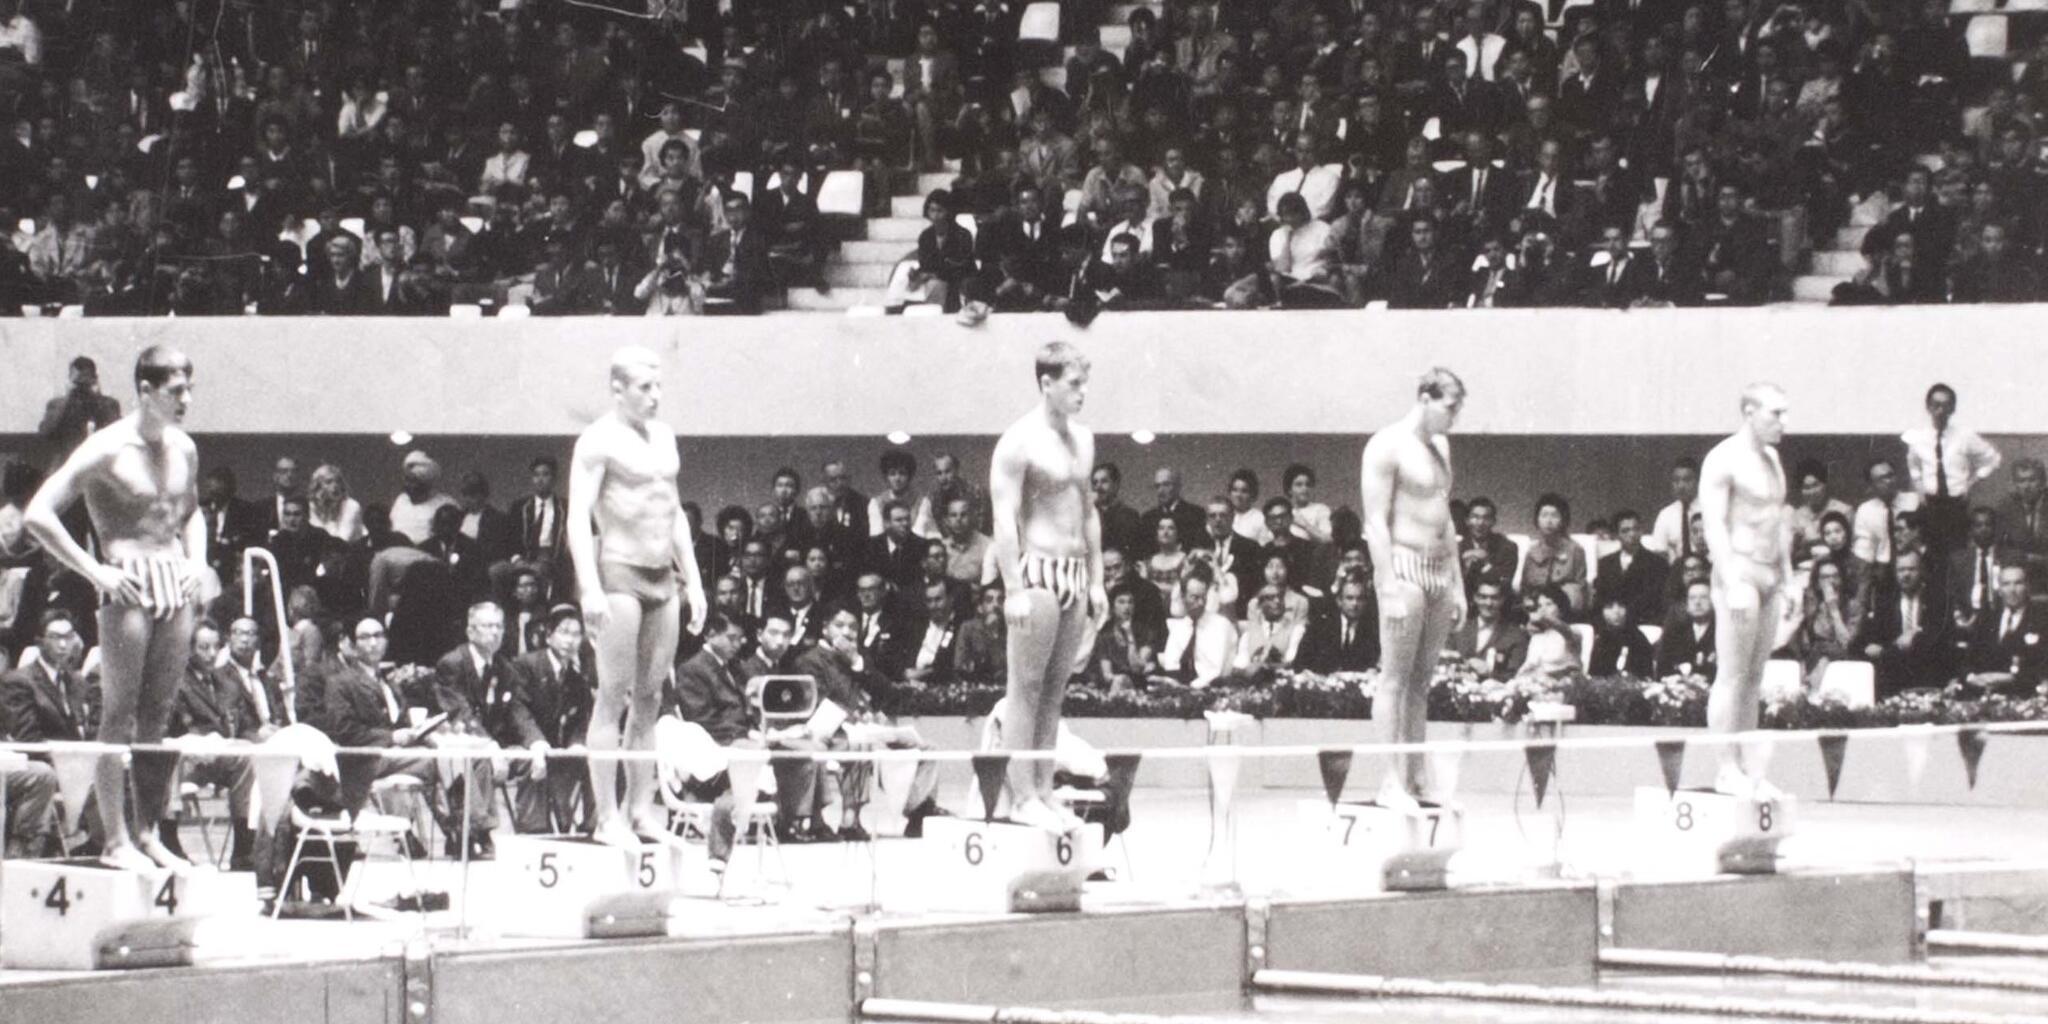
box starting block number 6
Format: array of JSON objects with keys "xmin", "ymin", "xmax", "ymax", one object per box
[
  {"xmin": 1672, "ymin": 800, "xmax": 1775, "ymax": 833},
  {"xmin": 961, "ymin": 832, "xmax": 1075, "ymax": 867}
]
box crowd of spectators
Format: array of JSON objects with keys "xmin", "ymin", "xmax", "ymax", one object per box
[{"xmin": 0, "ymin": 0, "xmax": 2041, "ymax": 317}]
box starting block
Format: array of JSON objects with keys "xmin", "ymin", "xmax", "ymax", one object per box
[
  {"xmin": 920, "ymin": 816, "xmax": 1102, "ymax": 914},
  {"xmin": 2, "ymin": 860, "xmax": 253, "ymax": 970},
  {"xmin": 486, "ymin": 836, "xmax": 689, "ymax": 938},
  {"xmin": 1303, "ymin": 801, "xmax": 1464, "ymax": 892},
  {"xmin": 1633, "ymin": 787, "xmax": 1796, "ymax": 875}
]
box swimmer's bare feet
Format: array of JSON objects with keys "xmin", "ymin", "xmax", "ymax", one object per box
[
  {"xmin": 99, "ymin": 841, "xmax": 159, "ymax": 872},
  {"xmin": 1009, "ymin": 798, "xmax": 1072, "ymax": 834},
  {"xmin": 134, "ymin": 833, "xmax": 192, "ymax": 871},
  {"xmin": 1712, "ymin": 763, "xmax": 1755, "ymax": 798}
]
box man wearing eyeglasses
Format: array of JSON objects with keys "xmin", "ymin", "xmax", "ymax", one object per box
[{"xmin": 324, "ymin": 616, "xmax": 491, "ymax": 852}]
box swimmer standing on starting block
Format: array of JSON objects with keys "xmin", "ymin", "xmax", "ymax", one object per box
[
  {"xmin": 1698, "ymin": 383, "xmax": 1797, "ymax": 799},
  {"xmin": 23, "ymin": 346, "xmax": 215, "ymax": 870},
  {"xmin": 989, "ymin": 341, "xmax": 1106, "ymax": 834},
  {"xmin": 1360, "ymin": 368, "xmax": 1467, "ymax": 809},
  {"xmin": 567, "ymin": 346, "xmax": 707, "ymax": 846}
]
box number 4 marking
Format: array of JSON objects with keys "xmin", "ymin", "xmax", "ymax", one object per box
[
  {"xmin": 44, "ymin": 877, "xmax": 71, "ymax": 916},
  {"xmin": 154, "ymin": 877, "xmax": 179, "ymax": 916}
]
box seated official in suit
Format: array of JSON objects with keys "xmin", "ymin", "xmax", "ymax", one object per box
[
  {"xmin": 865, "ymin": 501, "xmax": 927, "ymax": 593},
  {"xmin": 791, "ymin": 606, "xmax": 941, "ymax": 839},
  {"xmin": 1450, "ymin": 575, "xmax": 1530, "ymax": 680},
  {"xmin": 1855, "ymin": 550, "xmax": 1957, "ymax": 698},
  {"xmin": 425, "ymin": 603, "xmax": 522, "ymax": 854},
  {"xmin": 1, "ymin": 610, "xmax": 97, "ymax": 744},
  {"xmin": 739, "ymin": 612, "xmax": 835, "ymax": 842},
  {"xmin": 165, "ymin": 621, "xmax": 259, "ymax": 869},
  {"xmin": 1588, "ymin": 594, "xmax": 1656, "ymax": 676},
  {"xmin": 1198, "ymin": 498, "xmax": 1265, "ymax": 618},
  {"xmin": 850, "ymin": 572, "xmax": 916, "ymax": 681},
  {"xmin": 1594, "ymin": 510, "xmax": 1670, "ymax": 626},
  {"xmin": 506, "ymin": 607, "xmax": 594, "ymax": 834},
  {"xmin": 1293, "ymin": 574, "xmax": 1381, "ymax": 675},
  {"xmin": 669, "ymin": 613, "xmax": 763, "ymax": 865},
  {"xmin": 1959, "ymin": 565, "xmax": 2047, "ymax": 697},
  {"xmin": 324, "ymin": 616, "xmax": 494, "ymax": 854},
  {"xmin": 1653, "ymin": 581, "xmax": 1718, "ymax": 677},
  {"xmin": 902, "ymin": 580, "xmax": 964, "ymax": 685}
]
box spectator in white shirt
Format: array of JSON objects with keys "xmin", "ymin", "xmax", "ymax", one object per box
[
  {"xmin": 1903, "ymin": 383, "xmax": 2001, "ymax": 554},
  {"xmin": 1159, "ymin": 570, "xmax": 1238, "ymax": 688},
  {"xmin": 1146, "ymin": 146, "xmax": 1206, "ymax": 221},
  {"xmin": 1227, "ymin": 469, "xmax": 1273, "ymax": 544},
  {"xmin": 1265, "ymin": 131, "xmax": 1344, "ymax": 219},
  {"xmin": 1283, "ymin": 462, "xmax": 1335, "ymax": 545},
  {"xmin": 1852, "ymin": 457, "xmax": 1918, "ymax": 567},
  {"xmin": 480, "ymin": 121, "xmax": 532, "ymax": 198},
  {"xmin": 1787, "ymin": 457, "xmax": 1855, "ymax": 550},
  {"xmin": 639, "ymin": 100, "xmax": 700, "ymax": 188},
  {"xmin": 1644, "ymin": 457, "xmax": 1700, "ymax": 559},
  {"xmin": 1268, "ymin": 192, "xmax": 1336, "ymax": 296},
  {"xmin": 0, "ymin": 1, "xmax": 42, "ymax": 68},
  {"xmin": 1235, "ymin": 585, "xmax": 1304, "ymax": 673}
]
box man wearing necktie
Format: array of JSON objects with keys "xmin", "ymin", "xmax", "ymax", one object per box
[
  {"xmin": 1857, "ymin": 549, "xmax": 1954, "ymax": 698},
  {"xmin": 1997, "ymin": 458, "xmax": 2048, "ymax": 581},
  {"xmin": 1906, "ymin": 384, "xmax": 2001, "ymax": 559},
  {"xmin": 1947, "ymin": 507, "xmax": 2007, "ymax": 623},
  {"xmin": 1962, "ymin": 564, "xmax": 2045, "ymax": 696},
  {"xmin": 669, "ymin": 613, "xmax": 757, "ymax": 864}
]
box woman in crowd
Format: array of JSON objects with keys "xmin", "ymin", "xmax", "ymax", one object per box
[
  {"xmin": 1284, "ymin": 463, "xmax": 1334, "ymax": 546},
  {"xmin": 1148, "ymin": 517, "xmax": 1187, "ymax": 603},
  {"xmin": 1090, "ymin": 585, "xmax": 1158, "ymax": 692},
  {"xmin": 1516, "ymin": 584, "xmax": 1583, "ymax": 683},
  {"xmin": 306, "ymin": 462, "xmax": 364, "ymax": 543},
  {"xmin": 1519, "ymin": 492, "xmax": 1588, "ymax": 615},
  {"xmin": 1796, "ymin": 557, "xmax": 1865, "ymax": 688}
]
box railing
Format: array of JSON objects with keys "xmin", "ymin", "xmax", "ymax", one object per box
[{"xmin": 240, "ymin": 546, "xmax": 295, "ymax": 708}]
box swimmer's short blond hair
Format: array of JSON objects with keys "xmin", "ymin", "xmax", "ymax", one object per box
[
  {"xmin": 1035, "ymin": 341, "xmax": 1090, "ymax": 386},
  {"xmin": 610, "ymin": 345, "xmax": 661, "ymax": 386}
]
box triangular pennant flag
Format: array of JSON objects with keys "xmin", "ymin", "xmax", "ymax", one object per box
[
  {"xmin": 1817, "ymin": 733, "xmax": 1849, "ymax": 800},
  {"xmin": 49, "ymin": 743, "xmax": 107, "ymax": 833},
  {"xmin": 1525, "ymin": 742, "xmax": 1557, "ymax": 809},
  {"xmin": 1899, "ymin": 726, "xmax": 1933, "ymax": 793},
  {"xmin": 1103, "ymin": 752, "xmax": 1142, "ymax": 795},
  {"xmin": 1654, "ymin": 739, "xmax": 1687, "ymax": 795},
  {"xmin": 1316, "ymin": 748, "xmax": 1353, "ymax": 807},
  {"xmin": 725, "ymin": 749, "xmax": 767, "ymax": 815},
  {"xmin": 1957, "ymin": 727, "xmax": 1988, "ymax": 790},
  {"xmin": 970, "ymin": 752, "xmax": 1008, "ymax": 821},
  {"xmin": 335, "ymin": 751, "xmax": 383, "ymax": 813},
  {"xmin": 250, "ymin": 750, "xmax": 301, "ymax": 832},
  {"xmin": 131, "ymin": 747, "xmax": 183, "ymax": 824}
]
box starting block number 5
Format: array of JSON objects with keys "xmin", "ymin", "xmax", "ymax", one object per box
[
  {"xmin": 962, "ymin": 832, "xmax": 1075, "ymax": 867},
  {"xmin": 1672, "ymin": 799, "xmax": 1776, "ymax": 834},
  {"xmin": 533, "ymin": 849, "xmax": 661, "ymax": 889},
  {"xmin": 38, "ymin": 875, "xmax": 180, "ymax": 917}
]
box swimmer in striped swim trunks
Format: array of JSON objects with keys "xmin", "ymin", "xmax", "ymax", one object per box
[
  {"xmin": 989, "ymin": 342, "xmax": 1107, "ymax": 834},
  {"xmin": 1699, "ymin": 384, "xmax": 1799, "ymax": 801},
  {"xmin": 24, "ymin": 346, "xmax": 217, "ymax": 870},
  {"xmin": 1360, "ymin": 369, "xmax": 1469, "ymax": 810},
  {"xmin": 567, "ymin": 347, "xmax": 708, "ymax": 848}
]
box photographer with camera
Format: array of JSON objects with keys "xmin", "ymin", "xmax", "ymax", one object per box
[{"xmin": 38, "ymin": 356, "xmax": 122, "ymax": 467}]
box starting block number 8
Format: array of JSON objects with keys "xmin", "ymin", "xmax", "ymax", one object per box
[
  {"xmin": 1672, "ymin": 800, "xmax": 1775, "ymax": 834},
  {"xmin": 962, "ymin": 832, "xmax": 1074, "ymax": 867},
  {"xmin": 38, "ymin": 875, "xmax": 179, "ymax": 917}
]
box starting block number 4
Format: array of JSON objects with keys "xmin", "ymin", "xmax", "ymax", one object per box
[{"xmin": 3, "ymin": 861, "xmax": 198, "ymax": 970}]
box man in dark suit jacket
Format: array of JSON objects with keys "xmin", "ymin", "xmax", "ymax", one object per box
[
  {"xmin": 979, "ymin": 185, "xmax": 1066, "ymax": 310},
  {"xmin": 37, "ymin": 356, "xmax": 122, "ymax": 464},
  {"xmin": 324, "ymin": 617, "xmax": 481, "ymax": 846},
  {"xmin": 1450, "ymin": 577, "xmax": 1530, "ymax": 680},
  {"xmin": 697, "ymin": 194, "xmax": 773, "ymax": 314},
  {"xmin": 1654, "ymin": 581, "xmax": 1718, "ymax": 677},
  {"xmin": 308, "ymin": 236, "xmax": 374, "ymax": 314},
  {"xmin": 1960, "ymin": 566, "xmax": 2048, "ymax": 697},
  {"xmin": 1579, "ymin": 225, "xmax": 1639, "ymax": 308},
  {"xmin": 427, "ymin": 605, "xmax": 515, "ymax": 851},
  {"xmin": 1594, "ymin": 512, "xmax": 1670, "ymax": 626},
  {"xmin": 1859, "ymin": 167, "xmax": 1956, "ymax": 270},
  {"xmin": 864, "ymin": 507, "xmax": 927, "ymax": 592},
  {"xmin": 1380, "ymin": 217, "xmax": 1460, "ymax": 308},
  {"xmin": 420, "ymin": 504, "xmax": 491, "ymax": 603},
  {"xmin": 1092, "ymin": 463, "xmax": 1147, "ymax": 560},
  {"xmin": 851, "ymin": 573, "xmax": 918, "ymax": 681},
  {"xmin": 1620, "ymin": 224, "xmax": 1705, "ymax": 307},
  {"xmin": 1196, "ymin": 499, "xmax": 1264, "ymax": 617},
  {"xmin": 0, "ymin": 611, "xmax": 95, "ymax": 743},
  {"xmin": 1294, "ymin": 577, "xmax": 1381, "ymax": 674},
  {"xmin": 1855, "ymin": 550, "xmax": 1956, "ymax": 698},
  {"xmin": 198, "ymin": 466, "xmax": 262, "ymax": 583},
  {"xmin": 900, "ymin": 579, "xmax": 965, "ymax": 684},
  {"xmin": 1947, "ymin": 507, "xmax": 2014, "ymax": 620},
  {"xmin": 455, "ymin": 472, "xmax": 520, "ymax": 567}
]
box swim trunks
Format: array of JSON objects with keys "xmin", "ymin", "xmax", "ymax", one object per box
[
  {"xmin": 101, "ymin": 554, "xmax": 196, "ymax": 617},
  {"xmin": 599, "ymin": 561, "xmax": 678, "ymax": 610},
  {"xmin": 1388, "ymin": 547, "xmax": 1457, "ymax": 599},
  {"xmin": 1019, "ymin": 553, "xmax": 1090, "ymax": 610}
]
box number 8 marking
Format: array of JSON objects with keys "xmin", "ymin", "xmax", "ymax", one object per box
[
  {"xmin": 1674, "ymin": 801, "xmax": 1694, "ymax": 831},
  {"xmin": 1757, "ymin": 803, "xmax": 1773, "ymax": 833}
]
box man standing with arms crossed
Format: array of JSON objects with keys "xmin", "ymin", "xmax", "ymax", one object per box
[
  {"xmin": 23, "ymin": 346, "xmax": 212, "ymax": 870},
  {"xmin": 989, "ymin": 341, "xmax": 1106, "ymax": 833},
  {"xmin": 1698, "ymin": 383, "xmax": 1798, "ymax": 798},
  {"xmin": 1359, "ymin": 368, "xmax": 1467, "ymax": 809},
  {"xmin": 567, "ymin": 347, "xmax": 707, "ymax": 846}
]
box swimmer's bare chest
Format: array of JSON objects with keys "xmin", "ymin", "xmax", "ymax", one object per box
[
  {"xmin": 87, "ymin": 436, "xmax": 196, "ymax": 554},
  {"xmin": 594, "ymin": 421, "xmax": 681, "ymax": 562},
  {"xmin": 1016, "ymin": 428, "xmax": 1091, "ymax": 554}
]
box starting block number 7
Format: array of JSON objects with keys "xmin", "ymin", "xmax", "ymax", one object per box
[
  {"xmin": 1341, "ymin": 815, "xmax": 1442, "ymax": 847},
  {"xmin": 962, "ymin": 832, "xmax": 1075, "ymax": 867}
]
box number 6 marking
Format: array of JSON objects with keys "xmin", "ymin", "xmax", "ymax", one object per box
[{"xmin": 964, "ymin": 832, "xmax": 984, "ymax": 866}]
